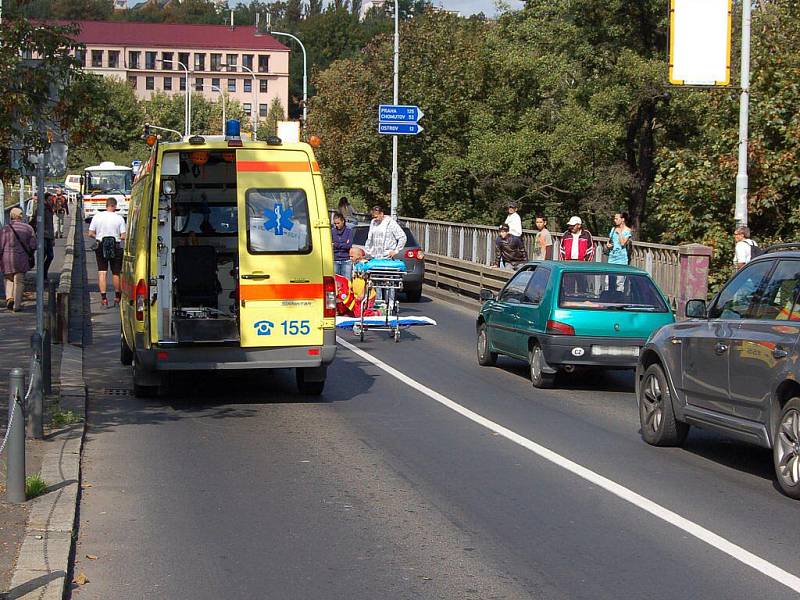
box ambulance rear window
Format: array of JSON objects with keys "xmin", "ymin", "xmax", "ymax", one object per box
[{"xmin": 246, "ymin": 189, "xmax": 311, "ymax": 254}]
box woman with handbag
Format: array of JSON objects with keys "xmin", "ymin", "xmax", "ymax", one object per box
[{"xmin": 0, "ymin": 207, "xmax": 37, "ymax": 312}]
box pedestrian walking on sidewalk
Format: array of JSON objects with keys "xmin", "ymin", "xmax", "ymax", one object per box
[
  {"xmin": 559, "ymin": 216, "xmax": 595, "ymax": 261},
  {"xmin": 88, "ymin": 198, "xmax": 126, "ymax": 308},
  {"xmin": 0, "ymin": 207, "xmax": 37, "ymax": 312},
  {"xmin": 53, "ymin": 187, "xmax": 69, "ymax": 238}
]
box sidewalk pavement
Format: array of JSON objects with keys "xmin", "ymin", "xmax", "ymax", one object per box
[{"xmin": 0, "ymin": 211, "xmax": 89, "ymax": 599}]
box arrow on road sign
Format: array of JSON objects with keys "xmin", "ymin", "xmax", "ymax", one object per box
[
  {"xmin": 378, "ymin": 122, "xmax": 424, "ymax": 135},
  {"xmin": 378, "ymin": 104, "xmax": 424, "ymax": 123}
]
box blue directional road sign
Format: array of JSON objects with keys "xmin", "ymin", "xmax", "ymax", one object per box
[
  {"xmin": 378, "ymin": 122, "xmax": 424, "ymax": 135},
  {"xmin": 379, "ymin": 104, "xmax": 424, "ymax": 123}
]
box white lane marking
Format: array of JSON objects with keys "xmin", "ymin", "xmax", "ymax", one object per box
[{"xmin": 337, "ymin": 336, "xmax": 800, "ymax": 594}]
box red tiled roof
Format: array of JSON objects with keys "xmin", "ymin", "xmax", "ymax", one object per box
[{"xmin": 54, "ymin": 20, "xmax": 289, "ymax": 51}]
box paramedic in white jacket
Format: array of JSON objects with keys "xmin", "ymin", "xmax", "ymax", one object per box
[
  {"xmin": 364, "ymin": 204, "xmax": 407, "ymax": 306},
  {"xmin": 364, "ymin": 204, "xmax": 407, "ymax": 259}
]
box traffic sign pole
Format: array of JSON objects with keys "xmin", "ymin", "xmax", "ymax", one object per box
[{"xmin": 391, "ymin": 0, "xmax": 399, "ymax": 218}]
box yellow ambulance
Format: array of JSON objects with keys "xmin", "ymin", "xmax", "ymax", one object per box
[{"xmin": 120, "ymin": 121, "xmax": 337, "ymax": 397}]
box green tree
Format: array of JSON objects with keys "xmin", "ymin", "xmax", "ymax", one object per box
[{"xmin": 259, "ymin": 97, "xmax": 286, "ymax": 138}]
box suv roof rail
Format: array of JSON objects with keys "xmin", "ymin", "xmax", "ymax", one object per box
[{"xmin": 764, "ymin": 242, "xmax": 800, "ymax": 254}]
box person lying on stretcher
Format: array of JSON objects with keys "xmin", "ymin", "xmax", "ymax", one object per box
[{"xmin": 334, "ymin": 247, "xmax": 378, "ymax": 317}]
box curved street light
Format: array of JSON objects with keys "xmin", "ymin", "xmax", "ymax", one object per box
[
  {"xmin": 154, "ymin": 58, "xmax": 191, "ymax": 137},
  {"xmin": 267, "ymin": 30, "xmax": 307, "ymax": 125},
  {"xmin": 209, "ymin": 84, "xmax": 227, "ymax": 135},
  {"xmin": 225, "ymin": 63, "xmax": 258, "ymax": 140}
]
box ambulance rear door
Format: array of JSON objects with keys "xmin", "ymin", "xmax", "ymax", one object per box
[{"xmin": 236, "ymin": 148, "xmax": 326, "ymax": 348}]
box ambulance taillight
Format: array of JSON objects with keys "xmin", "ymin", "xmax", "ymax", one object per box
[
  {"xmin": 135, "ymin": 279, "xmax": 147, "ymax": 321},
  {"xmin": 323, "ymin": 277, "xmax": 337, "ymax": 318}
]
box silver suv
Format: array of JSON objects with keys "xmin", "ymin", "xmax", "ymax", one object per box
[{"xmin": 637, "ymin": 244, "xmax": 800, "ymax": 498}]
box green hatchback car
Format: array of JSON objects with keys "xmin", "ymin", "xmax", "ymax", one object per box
[{"xmin": 476, "ymin": 261, "xmax": 675, "ymax": 388}]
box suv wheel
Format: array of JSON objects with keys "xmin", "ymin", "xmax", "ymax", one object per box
[
  {"xmin": 476, "ymin": 324, "xmax": 497, "ymax": 366},
  {"xmin": 638, "ymin": 363, "xmax": 688, "ymax": 446},
  {"xmin": 529, "ymin": 343, "xmax": 555, "ymax": 389},
  {"xmin": 773, "ymin": 398, "xmax": 800, "ymax": 499}
]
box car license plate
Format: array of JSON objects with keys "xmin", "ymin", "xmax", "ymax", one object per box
[{"xmin": 591, "ymin": 345, "xmax": 640, "ymax": 358}]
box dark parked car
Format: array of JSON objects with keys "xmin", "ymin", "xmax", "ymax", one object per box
[
  {"xmin": 637, "ymin": 244, "xmax": 800, "ymax": 498},
  {"xmin": 351, "ymin": 224, "xmax": 425, "ymax": 302}
]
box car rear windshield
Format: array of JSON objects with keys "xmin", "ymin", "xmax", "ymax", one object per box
[
  {"xmin": 558, "ymin": 272, "xmax": 669, "ymax": 312},
  {"xmin": 352, "ymin": 225, "xmax": 417, "ymax": 247}
]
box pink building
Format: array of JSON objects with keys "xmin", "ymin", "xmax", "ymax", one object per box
[{"xmin": 65, "ymin": 20, "xmax": 290, "ymax": 127}]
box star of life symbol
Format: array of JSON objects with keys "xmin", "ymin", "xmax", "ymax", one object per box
[{"xmin": 264, "ymin": 202, "xmax": 294, "ymax": 236}]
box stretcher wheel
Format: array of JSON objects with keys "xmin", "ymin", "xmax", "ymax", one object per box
[{"xmin": 394, "ymin": 329, "xmax": 400, "ymax": 343}]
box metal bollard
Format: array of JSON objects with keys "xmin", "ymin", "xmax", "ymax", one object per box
[
  {"xmin": 42, "ymin": 328, "xmax": 52, "ymax": 396},
  {"xmin": 7, "ymin": 369, "xmax": 26, "ymax": 503},
  {"xmin": 47, "ymin": 278, "xmax": 57, "ymax": 334},
  {"xmin": 27, "ymin": 334, "xmax": 44, "ymax": 440}
]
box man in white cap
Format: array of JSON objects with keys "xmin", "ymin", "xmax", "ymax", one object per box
[
  {"xmin": 504, "ymin": 201, "xmax": 522, "ymax": 239},
  {"xmin": 559, "ymin": 216, "xmax": 594, "ymax": 261}
]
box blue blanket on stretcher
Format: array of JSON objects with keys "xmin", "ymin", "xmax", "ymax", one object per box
[
  {"xmin": 353, "ymin": 258, "xmax": 407, "ymax": 273},
  {"xmin": 335, "ymin": 316, "xmax": 437, "ymax": 329}
]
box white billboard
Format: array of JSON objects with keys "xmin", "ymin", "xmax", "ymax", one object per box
[{"xmin": 669, "ymin": 0, "xmax": 732, "ymax": 86}]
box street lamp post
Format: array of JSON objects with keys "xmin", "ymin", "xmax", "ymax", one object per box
[
  {"xmin": 209, "ymin": 85, "xmax": 227, "ymax": 135},
  {"xmin": 227, "ymin": 64, "xmax": 258, "ymax": 140},
  {"xmin": 268, "ymin": 30, "xmax": 307, "ymax": 125},
  {"xmin": 155, "ymin": 58, "xmax": 191, "ymax": 137}
]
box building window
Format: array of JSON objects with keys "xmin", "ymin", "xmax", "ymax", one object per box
[
  {"xmin": 210, "ymin": 53, "xmax": 222, "ymax": 71},
  {"xmin": 127, "ymin": 75, "xmax": 137, "ymax": 89},
  {"xmin": 145, "ymin": 76, "xmax": 154, "ymax": 90},
  {"xmin": 259, "ymin": 79, "xmax": 268, "ymax": 93},
  {"xmin": 195, "ymin": 77, "xmax": 203, "ymax": 91},
  {"xmin": 194, "ymin": 53, "xmax": 205, "ymax": 71},
  {"xmin": 163, "ymin": 77, "xmax": 172, "ymax": 91},
  {"xmin": 145, "ymin": 51, "xmax": 156, "ymax": 70},
  {"xmin": 259, "ymin": 103, "xmax": 268, "ymax": 118},
  {"xmin": 242, "ymin": 54, "xmax": 253, "ymax": 70},
  {"xmin": 243, "ymin": 103, "xmax": 251, "ymax": 116},
  {"xmin": 75, "ymin": 49, "xmax": 86, "ymax": 66},
  {"xmin": 91, "ymin": 50, "xmax": 103, "ymax": 68},
  {"xmin": 243, "ymin": 79, "xmax": 251, "ymax": 93},
  {"xmin": 227, "ymin": 78, "xmax": 236, "ymax": 92},
  {"xmin": 258, "ymin": 55, "xmax": 269, "ymax": 72},
  {"xmin": 108, "ymin": 50, "xmax": 119, "ymax": 69},
  {"xmin": 211, "ymin": 77, "xmax": 220, "ymax": 90},
  {"xmin": 162, "ymin": 52, "xmax": 173, "ymax": 70},
  {"xmin": 179, "ymin": 77, "xmax": 186, "ymax": 91},
  {"xmin": 226, "ymin": 54, "xmax": 237, "ymax": 71},
  {"xmin": 128, "ymin": 51, "xmax": 140, "ymax": 69},
  {"xmin": 178, "ymin": 52, "xmax": 190, "ymax": 70}
]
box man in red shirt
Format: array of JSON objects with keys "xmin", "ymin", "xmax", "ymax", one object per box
[{"xmin": 559, "ymin": 216, "xmax": 595, "ymax": 261}]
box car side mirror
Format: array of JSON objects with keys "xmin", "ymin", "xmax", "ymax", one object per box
[
  {"xmin": 685, "ymin": 299, "xmax": 707, "ymax": 319},
  {"xmin": 480, "ymin": 289, "xmax": 495, "ymax": 302}
]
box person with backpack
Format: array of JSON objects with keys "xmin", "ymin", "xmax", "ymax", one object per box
[
  {"xmin": 606, "ymin": 211, "xmax": 633, "ymax": 265},
  {"xmin": 0, "ymin": 207, "xmax": 37, "ymax": 312},
  {"xmin": 734, "ymin": 225, "xmax": 761, "ymax": 269},
  {"xmin": 88, "ymin": 197, "xmax": 126, "ymax": 307},
  {"xmin": 53, "ymin": 187, "xmax": 69, "ymax": 238}
]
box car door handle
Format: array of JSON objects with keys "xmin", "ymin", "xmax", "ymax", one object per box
[
  {"xmin": 241, "ymin": 274, "xmax": 270, "ymax": 280},
  {"xmin": 715, "ymin": 342, "xmax": 729, "ymax": 355},
  {"xmin": 773, "ymin": 347, "xmax": 790, "ymax": 359}
]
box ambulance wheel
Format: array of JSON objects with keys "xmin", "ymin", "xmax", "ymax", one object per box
[
  {"xmin": 296, "ymin": 368, "xmax": 325, "ymax": 396},
  {"xmin": 120, "ymin": 331, "xmax": 133, "ymax": 366}
]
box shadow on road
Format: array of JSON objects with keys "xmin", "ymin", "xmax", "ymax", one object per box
[{"xmin": 494, "ymin": 357, "xmax": 636, "ymax": 393}]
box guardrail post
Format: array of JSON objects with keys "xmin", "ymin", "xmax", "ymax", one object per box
[
  {"xmin": 458, "ymin": 227, "xmax": 464, "ymax": 260},
  {"xmin": 6, "ymin": 368, "xmax": 26, "ymax": 504},
  {"xmin": 677, "ymin": 243, "xmax": 713, "ymax": 318},
  {"xmin": 486, "ymin": 235, "xmax": 492, "ymax": 265},
  {"xmin": 446, "ymin": 227, "xmax": 453, "ymax": 258},
  {"xmin": 645, "ymin": 250, "xmax": 654, "ymax": 275},
  {"xmin": 424, "ymin": 223, "xmax": 430, "ymax": 251},
  {"xmin": 472, "ymin": 234, "xmax": 478, "ymax": 263},
  {"xmin": 27, "ymin": 334, "xmax": 43, "ymax": 440}
]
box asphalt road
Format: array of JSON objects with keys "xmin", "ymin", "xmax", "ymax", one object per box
[{"xmin": 71, "ymin": 286, "xmax": 800, "ymax": 599}]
